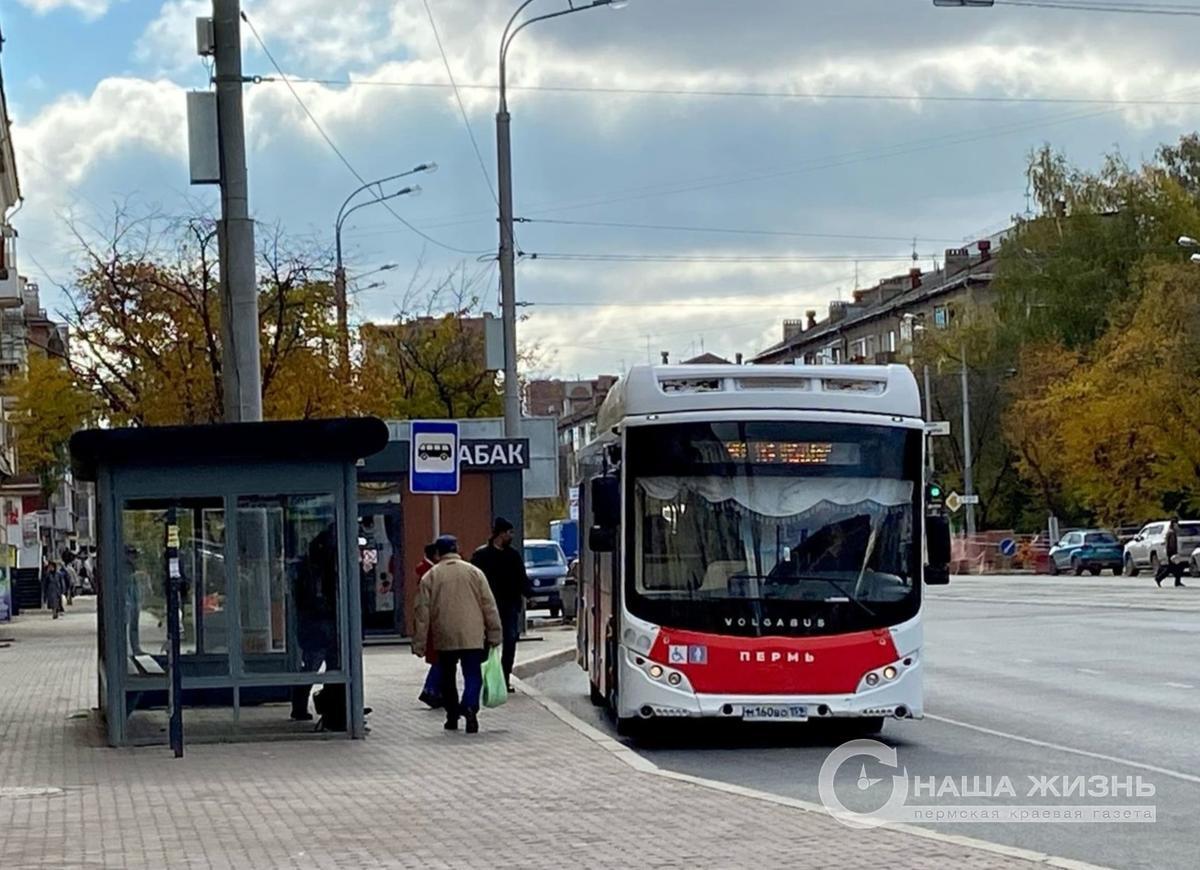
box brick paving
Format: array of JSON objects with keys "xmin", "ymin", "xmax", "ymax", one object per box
[{"xmin": 0, "ymin": 600, "xmax": 1046, "ymax": 869}]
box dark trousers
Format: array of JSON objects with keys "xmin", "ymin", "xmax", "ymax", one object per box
[
  {"xmin": 500, "ymin": 606, "xmax": 521, "ymax": 684},
  {"xmin": 1155, "ymin": 557, "xmax": 1186, "ymax": 586},
  {"xmin": 437, "ymin": 649, "xmax": 485, "ymax": 720}
]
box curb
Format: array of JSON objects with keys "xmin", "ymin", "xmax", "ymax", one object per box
[
  {"xmin": 514, "ymin": 670, "xmax": 1111, "ymax": 870},
  {"xmin": 512, "ymin": 647, "xmax": 576, "ymax": 680}
]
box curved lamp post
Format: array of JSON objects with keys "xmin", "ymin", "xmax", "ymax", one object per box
[
  {"xmin": 334, "ymin": 163, "xmax": 436, "ymax": 377},
  {"xmin": 496, "ymin": 0, "xmax": 628, "ymax": 436}
]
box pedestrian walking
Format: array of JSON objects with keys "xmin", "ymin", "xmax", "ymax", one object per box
[
  {"xmin": 415, "ymin": 542, "xmax": 443, "ymax": 708},
  {"xmin": 471, "ymin": 518, "xmax": 531, "ymax": 690},
  {"xmin": 1155, "ymin": 519, "xmax": 1187, "ymax": 588},
  {"xmin": 62, "ymin": 551, "xmax": 78, "ymax": 605},
  {"xmin": 42, "ymin": 559, "xmax": 66, "ymax": 619},
  {"xmin": 412, "ymin": 535, "xmax": 502, "ymax": 734}
]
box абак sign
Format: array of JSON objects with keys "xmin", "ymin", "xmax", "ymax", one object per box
[{"xmin": 460, "ymin": 439, "xmax": 529, "ymax": 471}]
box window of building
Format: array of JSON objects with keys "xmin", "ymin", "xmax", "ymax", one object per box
[{"xmin": 888, "ymin": 331, "xmax": 897, "ymax": 352}]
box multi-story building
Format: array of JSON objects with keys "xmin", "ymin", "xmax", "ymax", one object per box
[
  {"xmin": 0, "ymin": 47, "xmax": 91, "ymax": 573},
  {"xmin": 753, "ymin": 238, "xmax": 1001, "ymax": 366},
  {"xmin": 524, "ymin": 376, "xmax": 619, "ymax": 498}
]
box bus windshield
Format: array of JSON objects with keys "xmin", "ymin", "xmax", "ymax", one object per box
[{"xmin": 625, "ymin": 420, "xmax": 922, "ymax": 636}]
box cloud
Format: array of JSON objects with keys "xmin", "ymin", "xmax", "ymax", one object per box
[{"xmin": 16, "ymin": 0, "xmax": 115, "ymax": 20}]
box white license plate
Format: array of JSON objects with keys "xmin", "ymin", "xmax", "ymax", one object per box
[{"xmin": 741, "ymin": 704, "xmax": 808, "ymax": 722}]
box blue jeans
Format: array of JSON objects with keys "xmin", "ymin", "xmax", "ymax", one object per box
[{"xmin": 437, "ymin": 649, "xmax": 485, "ymax": 718}]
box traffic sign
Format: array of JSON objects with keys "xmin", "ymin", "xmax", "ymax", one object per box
[
  {"xmin": 409, "ymin": 420, "xmax": 460, "ymax": 495},
  {"xmin": 945, "ymin": 491, "xmax": 962, "ymax": 513},
  {"xmin": 961, "ymin": 494, "xmax": 980, "ymax": 505},
  {"xmin": 926, "ymin": 421, "xmax": 951, "ymax": 437},
  {"xmin": 999, "ymin": 538, "xmax": 1017, "ymax": 557}
]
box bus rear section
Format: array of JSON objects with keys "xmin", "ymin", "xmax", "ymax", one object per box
[{"xmin": 576, "ymin": 364, "xmax": 950, "ymax": 734}]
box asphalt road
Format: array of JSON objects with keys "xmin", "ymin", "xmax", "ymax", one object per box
[{"xmin": 528, "ymin": 575, "xmax": 1200, "ymax": 870}]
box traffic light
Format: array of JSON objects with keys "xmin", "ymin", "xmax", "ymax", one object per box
[{"xmin": 926, "ymin": 482, "xmax": 945, "ymax": 506}]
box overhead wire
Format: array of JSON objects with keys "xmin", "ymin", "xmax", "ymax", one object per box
[
  {"xmin": 269, "ymin": 76, "xmax": 1200, "ymax": 108},
  {"xmin": 240, "ymin": 11, "xmax": 491, "ymax": 257},
  {"xmin": 995, "ymin": 0, "xmax": 1200, "ymax": 14}
]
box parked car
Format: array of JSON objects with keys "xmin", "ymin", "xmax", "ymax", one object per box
[
  {"xmin": 523, "ymin": 538, "xmax": 569, "ymax": 618},
  {"xmin": 1049, "ymin": 529, "xmax": 1124, "ymax": 576},
  {"xmin": 1123, "ymin": 520, "xmax": 1200, "ymax": 576}
]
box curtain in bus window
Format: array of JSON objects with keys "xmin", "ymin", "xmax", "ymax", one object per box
[
  {"xmin": 636, "ymin": 477, "xmax": 914, "ymax": 599},
  {"xmin": 636, "ymin": 476, "xmax": 912, "ymax": 517}
]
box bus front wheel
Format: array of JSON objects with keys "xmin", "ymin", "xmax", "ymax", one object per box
[
  {"xmin": 615, "ymin": 714, "xmax": 643, "ymax": 738},
  {"xmin": 849, "ymin": 716, "xmax": 885, "ymax": 735}
]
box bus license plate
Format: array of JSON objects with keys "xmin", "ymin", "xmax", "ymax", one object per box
[{"xmin": 741, "ymin": 704, "xmax": 808, "ymax": 722}]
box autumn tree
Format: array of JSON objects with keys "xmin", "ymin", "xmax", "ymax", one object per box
[
  {"xmin": 6, "ymin": 350, "xmax": 94, "ymax": 497},
  {"xmin": 357, "ymin": 263, "xmax": 505, "ymax": 420},
  {"xmin": 62, "ymin": 211, "xmax": 350, "ymax": 425}
]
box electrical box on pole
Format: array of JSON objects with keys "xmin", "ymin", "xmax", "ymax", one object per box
[{"xmin": 186, "ymin": 92, "xmax": 220, "ymax": 185}]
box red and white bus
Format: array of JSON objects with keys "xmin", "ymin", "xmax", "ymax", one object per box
[{"xmin": 576, "ymin": 364, "xmax": 950, "ymax": 735}]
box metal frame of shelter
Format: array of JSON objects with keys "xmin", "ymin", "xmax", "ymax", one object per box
[{"xmin": 70, "ymin": 418, "xmax": 389, "ymax": 747}]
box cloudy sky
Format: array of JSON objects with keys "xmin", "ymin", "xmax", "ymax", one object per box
[{"xmin": 3, "ymin": 0, "xmax": 1199, "ymax": 378}]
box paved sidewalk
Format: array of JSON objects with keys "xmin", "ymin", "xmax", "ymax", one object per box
[{"xmin": 0, "ymin": 601, "xmax": 1045, "ymax": 869}]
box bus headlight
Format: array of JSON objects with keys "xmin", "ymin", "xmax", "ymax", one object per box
[
  {"xmin": 865, "ymin": 673, "xmax": 880, "ymax": 687},
  {"xmin": 858, "ymin": 657, "xmax": 915, "ymax": 692},
  {"xmin": 667, "ymin": 672, "xmax": 683, "ymax": 686},
  {"xmin": 883, "ymin": 666, "xmax": 898, "ymax": 681},
  {"xmin": 648, "ymin": 664, "xmax": 664, "ymax": 680}
]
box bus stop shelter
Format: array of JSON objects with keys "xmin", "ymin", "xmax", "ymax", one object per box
[{"xmin": 70, "ymin": 418, "xmax": 389, "ymax": 747}]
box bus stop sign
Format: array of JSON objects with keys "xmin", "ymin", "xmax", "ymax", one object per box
[{"xmin": 410, "ymin": 420, "xmax": 460, "ymax": 495}]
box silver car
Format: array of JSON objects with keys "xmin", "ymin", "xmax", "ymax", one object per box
[{"xmin": 1123, "ymin": 521, "xmax": 1200, "ymax": 576}]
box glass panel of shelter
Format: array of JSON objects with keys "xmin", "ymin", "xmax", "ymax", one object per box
[{"xmin": 119, "ymin": 492, "xmax": 346, "ymax": 738}]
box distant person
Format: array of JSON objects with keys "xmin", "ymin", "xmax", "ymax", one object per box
[
  {"xmin": 415, "ymin": 542, "xmax": 443, "ymax": 708},
  {"xmin": 413, "ymin": 535, "xmax": 502, "ymax": 734},
  {"xmin": 61, "ymin": 551, "xmax": 79, "ymax": 605},
  {"xmin": 42, "ymin": 559, "xmax": 66, "ymax": 619},
  {"xmin": 291, "ymin": 525, "xmax": 339, "ymax": 722},
  {"xmin": 125, "ymin": 546, "xmax": 151, "ymax": 655},
  {"xmin": 472, "ymin": 518, "xmax": 531, "ymax": 690},
  {"xmin": 1155, "ymin": 519, "xmax": 1186, "ymax": 588}
]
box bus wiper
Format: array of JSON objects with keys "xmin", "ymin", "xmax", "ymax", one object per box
[{"xmin": 794, "ymin": 575, "xmax": 876, "ymax": 619}]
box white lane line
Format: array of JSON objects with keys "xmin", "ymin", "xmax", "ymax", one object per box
[
  {"xmin": 1164, "ymin": 681, "xmax": 1195, "ymax": 689},
  {"xmin": 1076, "ymin": 668, "xmax": 1102, "ymax": 676},
  {"xmin": 928, "ymin": 714, "xmax": 1200, "ymax": 785}
]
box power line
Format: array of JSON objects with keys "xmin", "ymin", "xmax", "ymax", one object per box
[
  {"xmin": 240, "ymin": 11, "xmax": 490, "ymax": 257},
  {"xmin": 517, "ymin": 217, "xmax": 965, "ymax": 244},
  {"xmin": 521, "ymin": 252, "xmax": 929, "ymax": 263},
  {"xmin": 266, "ymin": 76, "xmax": 1200, "ymax": 108},
  {"xmin": 420, "ymin": 0, "xmax": 499, "ymax": 207},
  {"xmin": 996, "ymin": 0, "xmax": 1200, "ymax": 14}
]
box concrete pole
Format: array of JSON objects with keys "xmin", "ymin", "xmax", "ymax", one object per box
[
  {"xmin": 960, "ymin": 347, "xmax": 976, "ymax": 537},
  {"xmin": 496, "ymin": 106, "xmax": 520, "ymax": 438},
  {"xmin": 334, "ymin": 225, "xmax": 349, "ymax": 382},
  {"xmin": 213, "ymin": 0, "xmax": 262, "ymax": 423}
]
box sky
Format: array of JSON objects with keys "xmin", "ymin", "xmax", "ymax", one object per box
[{"xmin": 3, "ymin": 0, "xmax": 1200, "ymax": 379}]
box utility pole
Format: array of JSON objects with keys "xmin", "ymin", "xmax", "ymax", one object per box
[
  {"xmin": 924, "ymin": 364, "xmax": 935, "ymax": 476},
  {"xmin": 960, "ymin": 347, "xmax": 976, "ymax": 537},
  {"xmin": 496, "ymin": 100, "xmax": 520, "ymax": 437},
  {"xmin": 213, "ymin": 0, "xmax": 262, "ymax": 423},
  {"xmin": 334, "ymin": 255, "xmax": 350, "ymax": 383}
]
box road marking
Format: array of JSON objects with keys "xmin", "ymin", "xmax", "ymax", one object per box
[
  {"xmin": 1015, "ymin": 658, "xmax": 1034, "ymax": 664},
  {"xmin": 517, "ymin": 678, "xmax": 1111, "ymax": 870},
  {"xmin": 928, "ymin": 714, "xmax": 1200, "ymax": 785},
  {"xmin": 1076, "ymin": 668, "xmax": 1102, "ymax": 676},
  {"xmin": 1164, "ymin": 681, "xmax": 1195, "ymax": 690}
]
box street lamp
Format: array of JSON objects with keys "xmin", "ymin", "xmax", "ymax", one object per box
[
  {"xmin": 334, "ymin": 164, "xmax": 435, "ymax": 378},
  {"xmin": 496, "ymin": 0, "xmax": 628, "ymax": 437}
]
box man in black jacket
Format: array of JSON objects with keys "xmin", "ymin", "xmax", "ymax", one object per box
[
  {"xmin": 471, "ymin": 518, "xmax": 530, "ymax": 689},
  {"xmin": 1155, "ymin": 519, "xmax": 1186, "ymax": 588}
]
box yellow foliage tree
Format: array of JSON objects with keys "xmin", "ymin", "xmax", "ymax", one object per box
[{"xmin": 6, "ymin": 350, "xmax": 94, "ymax": 496}]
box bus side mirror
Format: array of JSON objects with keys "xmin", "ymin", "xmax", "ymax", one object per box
[
  {"xmin": 589, "ymin": 527, "xmax": 616, "ymax": 553},
  {"xmin": 591, "ymin": 476, "xmax": 620, "ymax": 531},
  {"xmin": 925, "ymin": 515, "xmax": 951, "ymax": 585}
]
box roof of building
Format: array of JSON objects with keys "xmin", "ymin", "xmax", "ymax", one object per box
[
  {"xmin": 753, "ymin": 237, "xmax": 1006, "ymax": 362},
  {"xmin": 70, "ymin": 417, "xmax": 390, "ymax": 480},
  {"xmin": 0, "ymin": 27, "xmax": 19, "ymax": 209},
  {"xmin": 682, "ymin": 352, "xmax": 732, "ymax": 365}
]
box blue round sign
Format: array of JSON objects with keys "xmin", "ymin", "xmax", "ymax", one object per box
[{"xmin": 999, "ymin": 538, "xmax": 1017, "ymax": 557}]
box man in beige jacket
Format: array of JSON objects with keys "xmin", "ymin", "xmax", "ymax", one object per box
[{"xmin": 413, "ymin": 535, "xmax": 503, "ymax": 733}]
